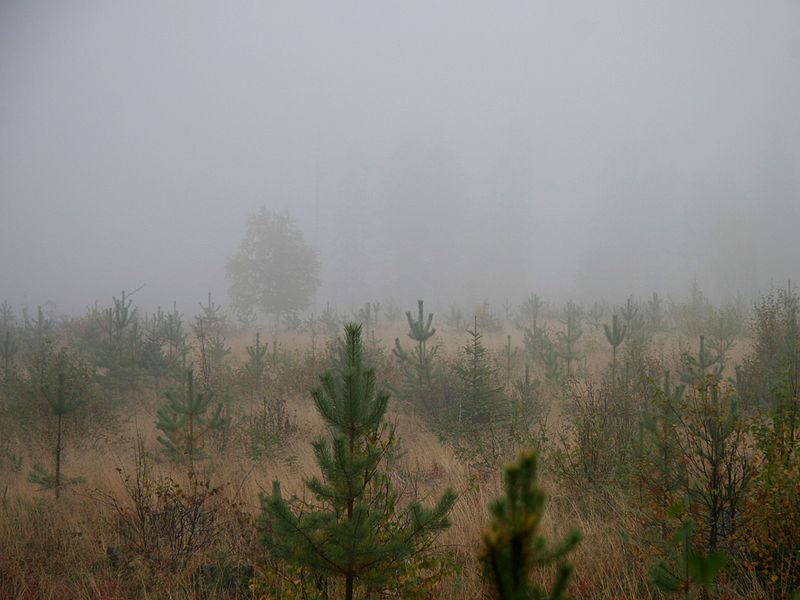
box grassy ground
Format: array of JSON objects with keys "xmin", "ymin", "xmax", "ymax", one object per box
[{"xmin": 0, "ymin": 319, "xmax": 766, "ymax": 599}]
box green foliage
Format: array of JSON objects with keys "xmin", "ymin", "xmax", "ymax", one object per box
[
  {"xmin": 647, "ymin": 292, "xmax": 665, "ymax": 332},
  {"xmin": 649, "ymin": 504, "xmax": 728, "ymax": 599},
  {"xmin": 678, "ymin": 336, "xmax": 723, "ymax": 388},
  {"xmin": 635, "ymin": 370, "xmax": 687, "ymax": 539},
  {"xmin": 551, "ymin": 375, "xmax": 638, "ymax": 490},
  {"xmin": 446, "ymin": 318, "xmax": 511, "ymax": 469},
  {"xmin": 680, "ymin": 281, "xmax": 716, "ymax": 339},
  {"xmin": 243, "ymin": 332, "xmax": 268, "ymax": 393},
  {"xmin": 226, "ymin": 208, "xmax": 320, "ymax": 324},
  {"xmin": 96, "ymin": 289, "xmax": 147, "ymax": 387},
  {"xmin": 672, "ymin": 380, "xmax": 753, "ymax": 552},
  {"xmin": 156, "ymin": 370, "xmax": 228, "ymax": 464},
  {"xmin": 620, "ymin": 296, "xmax": 639, "ymax": 330},
  {"xmin": 27, "ymin": 462, "xmax": 85, "ymax": 494},
  {"xmin": 743, "ymin": 374, "xmax": 800, "ymax": 597},
  {"xmin": 0, "ymin": 317, "xmax": 19, "ymax": 384},
  {"xmin": 453, "ymin": 318, "xmax": 505, "ymax": 426},
  {"xmin": 257, "ymin": 324, "xmax": 456, "ymax": 600},
  {"xmin": 587, "ymin": 299, "xmax": 607, "ymax": 329},
  {"xmin": 21, "ymin": 305, "xmax": 56, "ymax": 385},
  {"xmin": 741, "ymin": 284, "xmax": 800, "ymax": 409},
  {"xmin": 29, "ymin": 371, "xmax": 86, "ymax": 498},
  {"xmin": 522, "ymin": 325, "xmax": 560, "ymax": 381},
  {"xmin": 480, "ymin": 450, "xmax": 581, "ymax": 600},
  {"xmin": 503, "ymin": 334, "xmax": 519, "ymax": 386},
  {"xmin": 556, "ymin": 301, "xmax": 582, "ymax": 376},
  {"xmin": 509, "ymin": 364, "xmax": 548, "ymax": 451},
  {"xmin": 192, "ymin": 293, "xmax": 231, "ymax": 395},
  {"xmin": 604, "ymin": 314, "xmax": 627, "ymax": 377},
  {"xmin": 96, "ymin": 437, "xmax": 226, "ymax": 571},
  {"xmin": 393, "ymin": 299, "xmax": 439, "ymax": 406},
  {"xmin": 517, "ymin": 293, "xmax": 543, "ymax": 332},
  {"xmin": 705, "ymin": 303, "xmax": 744, "ymax": 367},
  {"xmin": 474, "ymin": 299, "xmax": 502, "ymax": 332}
]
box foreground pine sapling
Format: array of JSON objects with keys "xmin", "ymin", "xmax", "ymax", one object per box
[
  {"xmin": 649, "ymin": 503, "xmax": 728, "ymax": 599},
  {"xmin": 258, "ymin": 324, "xmax": 456, "ymax": 600},
  {"xmin": 480, "ymin": 450, "xmax": 581, "ymax": 600}
]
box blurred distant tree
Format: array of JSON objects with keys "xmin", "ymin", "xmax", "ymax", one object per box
[
  {"xmin": 557, "ymin": 301, "xmax": 583, "ymax": 376},
  {"xmin": 604, "ymin": 314, "xmax": 626, "ymax": 379},
  {"xmin": 226, "ymin": 208, "xmax": 320, "ymax": 326}
]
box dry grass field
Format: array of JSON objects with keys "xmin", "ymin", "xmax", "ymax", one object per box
[{"xmin": 0, "ymin": 309, "xmax": 786, "ymax": 599}]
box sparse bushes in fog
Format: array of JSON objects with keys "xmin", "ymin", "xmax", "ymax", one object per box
[
  {"xmin": 445, "ymin": 303, "xmax": 465, "ymax": 329},
  {"xmin": 646, "ymin": 292, "xmax": 665, "ymax": 332},
  {"xmin": 474, "ymin": 299, "xmax": 502, "ymax": 333},
  {"xmin": 97, "ymin": 437, "xmax": 229, "ymax": 571},
  {"xmin": 319, "ymin": 301, "xmax": 342, "ymax": 334},
  {"xmin": 6, "ymin": 284, "xmax": 800, "ymax": 600},
  {"xmin": 550, "ymin": 374, "xmax": 639, "ymax": 490},
  {"xmin": 587, "ymin": 299, "xmax": 607, "ymax": 329}
]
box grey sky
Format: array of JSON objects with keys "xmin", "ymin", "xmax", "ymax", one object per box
[{"xmin": 2, "ymin": 1, "xmax": 799, "ymax": 318}]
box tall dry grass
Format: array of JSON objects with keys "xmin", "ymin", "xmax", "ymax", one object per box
[{"xmin": 0, "ymin": 318, "xmax": 762, "ymax": 600}]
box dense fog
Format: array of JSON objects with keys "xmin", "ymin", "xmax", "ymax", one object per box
[{"xmin": 2, "ymin": 2, "xmax": 799, "ymax": 318}]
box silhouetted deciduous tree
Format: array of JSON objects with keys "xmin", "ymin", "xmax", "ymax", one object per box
[{"xmin": 226, "ymin": 208, "xmax": 320, "ymax": 326}]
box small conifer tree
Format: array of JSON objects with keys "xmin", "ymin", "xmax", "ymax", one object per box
[
  {"xmin": 156, "ymin": 370, "xmax": 228, "ymax": 465},
  {"xmin": 243, "ymin": 332, "xmax": 268, "ymax": 393},
  {"xmin": 604, "ymin": 314, "xmax": 627, "ymax": 379},
  {"xmin": 679, "ymin": 336, "xmax": 723, "ymax": 387},
  {"xmin": 394, "ymin": 299, "xmax": 437, "ymax": 388},
  {"xmin": 28, "ymin": 372, "xmax": 85, "ymax": 499},
  {"xmin": 480, "ymin": 450, "xmax": 581, "ymax": 600},
  {"xmin": 557, "ymin": 301, "xmax": 583, "ymax": 376},
  {"xmin": 453, "ymin": 317, "xmax": 507, "ymax": 427},
  {"xmin": 518, "ymin": 293, "xmax": 543, "ymax": 332},
  {"xmin": 620, "ymin": 296, "xmax": 639, "ymax": 330},
  {"xmin": 258, "ymin": 324, "xmax": 456, "ymax": 600}
]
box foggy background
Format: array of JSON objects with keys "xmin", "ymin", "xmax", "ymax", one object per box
[{"xmin": 2, "ymin": 1, "xmax": 799, "ymax": 319}]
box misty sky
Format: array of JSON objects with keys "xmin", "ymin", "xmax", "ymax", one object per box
[{"xmin": 2, "ymin": 2, "xmax": 799, "ymax": 319}]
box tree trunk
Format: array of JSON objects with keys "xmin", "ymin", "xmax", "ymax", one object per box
[{"xmin": 55, "ymin": 412, "xmax": 62, "ymax": 500}]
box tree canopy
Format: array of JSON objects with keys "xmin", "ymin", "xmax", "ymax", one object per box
[{"xmin": 226, "ymin": 208, "xmax": 320, "ymax": 324}]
